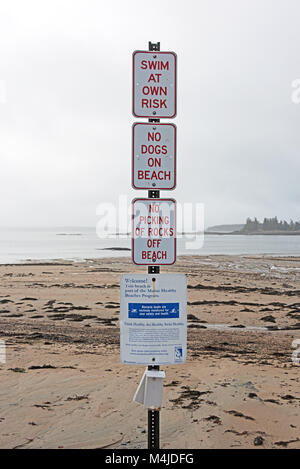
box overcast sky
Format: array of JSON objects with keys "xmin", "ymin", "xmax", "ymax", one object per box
[{"xmin": 0, "ymin": 0, "xmax": 300, "ymax": 228}]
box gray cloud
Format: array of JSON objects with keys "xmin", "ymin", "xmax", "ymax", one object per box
[{"xmin": 0, "ymin": 0, "xmax": 300, "ymax": 227}]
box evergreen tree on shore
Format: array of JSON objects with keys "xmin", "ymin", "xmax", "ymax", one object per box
[{"xmin": 242, "ymin": 217, "xmax": 300, "ymax": 232}]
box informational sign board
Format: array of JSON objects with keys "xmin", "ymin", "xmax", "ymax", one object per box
[
  {"xmin": 132, "ymin": 123, "xmax": 176, "ymax": 190},
  {"xmin": 132, "ymin": 51, "xmax": 177, "ymax": 118},
  {"xmin": 120, "ymin": 274, "xmax": 187, "ymax": 365},
  {"xmin": 132, "ymin": 198, "xmax": 176, "ymax": 265}
]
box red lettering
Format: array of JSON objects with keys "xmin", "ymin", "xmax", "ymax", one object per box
[
  {"xmin": 149, "ymin": 204, "xmax": 159, "ymax": 213},
  {"xmin": 141, "ymin": 98, "xmax": 168, "ymax": 109},
  {"xmin": 153, "ymin": 99, "xmax": 160, "ymax": 108},
  {"xmin": 141, "ymin": 250, "xmax": 168, "ymax": 260},
  {"xmin": 148, "ymin": 158, "xmax": 161, "ymax": 167},
  {"xmin": 136, "ymin": 170, "xmax": 171, "ymax": 182},
  {"xmin": 148, "ymin": 61, "xmax": 158, "ymax": 70},
  {"xmin": 142, "ymin": 86, "xmax": 167, "ymax": 96},
  {"xmin": 147, "ymin": 227, "xmax": 173, "ymax": 237},
  {"xmin": 140, "ymin": 61, "xmax": 169, "ymax": 71},
  {"xmin": 139, "ymin": 143, "xmax": 167, "ymax": 156},
  {"xmin": 147, "ymin": 132, "xmax": 161, "ymax": 142},
  {"xmin": 147, "ymin": 73, "xmax": 162, "ymax": 83}
]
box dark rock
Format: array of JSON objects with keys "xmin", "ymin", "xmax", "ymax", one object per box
[
  {"xmin": 254, "ymin": 436, "xmax": 264, "ymax": 446},
  {"xmin": 9, "ymin": 368, "xmax": 26, "ymax": 373},
  {"xmin": 204, "ymin": 415, "xmax": 222, "ymax": 425},
  {"xmin": 260, "ymin": 315, "xmax": 276, "ymax": 323}
]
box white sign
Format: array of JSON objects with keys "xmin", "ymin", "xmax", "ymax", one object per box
[
  {"xmin": 132, "ymin": 123, "xmax": 176, "ymax": 190},
  {"xmin": 132, "ymin": 198, "xmax": 176, "ymax": 265},
  {"xmin": 132, "ymin": 51, "xmax": 177, "ymax": 118},
  {"xmin": 120, "ymin": 274, "xmax": 187, "ymax": 365}
]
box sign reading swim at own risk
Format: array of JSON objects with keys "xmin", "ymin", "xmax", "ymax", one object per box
[
  {"xmin": 132, "ymin": 198, "xmax": 176, "ymax": 265},
  {"xmin": 132, "ymin": 51, "xmax": 177, "ymax": 118},
  {"xmin": 120, "ymin": 274, "xmax": 187, "ymax": 366}
]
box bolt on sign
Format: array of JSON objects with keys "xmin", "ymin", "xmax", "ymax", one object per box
[
  {"xmin": 120, "ymin": 274, "xmax": 187, "ymax": 366},
  {"xmin": 132, "ymin": 123, "xmax": 176, "ymax": 190},
  {"xmin": 132, "ymin": 51, "xmax": 177, "ymax": 118},
  {"xmin": 132, "ymin": 198, "xmax": 176, "ymax": 265}
]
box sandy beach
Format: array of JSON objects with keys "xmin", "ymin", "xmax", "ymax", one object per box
[{"xmin": 0, "ymin": 255, "xmax": 299, "ymax": 449}]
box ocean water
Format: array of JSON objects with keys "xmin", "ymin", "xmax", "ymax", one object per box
[{"xmin": 0, "ymin": 228, "xmax": 299, "ymax": 264}]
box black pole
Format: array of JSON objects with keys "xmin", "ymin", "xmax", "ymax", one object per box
[
  {"xmin": 148, "ymin": 41, "xmax": 160, "ymax": 199},
  {"xmin": 147, "ymin": 365, "xmax": 160, "ymax": 449},
  {"xmin": 148, "ymin": 41, "xmax": 160, "ymax": 52},
  {"xmin": 147, "ymin": 40, "xmax": 161, "ymax": 451},
  {"xmin": 147, "ymin": 258, "xmax": 160, "ymax": 449}
]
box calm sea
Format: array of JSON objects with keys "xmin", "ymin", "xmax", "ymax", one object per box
[{"xmin": 0, "ymin": 228, "xmax": 299, "ymax": 264}]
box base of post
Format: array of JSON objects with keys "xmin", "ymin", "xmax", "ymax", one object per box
[
  {"xmin": 148, "ymin": 364, "xmax": 160, "ymax": 449},
  {"xmin": 148, "ymin": 409, "xmax": 160, "ymax": 449}
]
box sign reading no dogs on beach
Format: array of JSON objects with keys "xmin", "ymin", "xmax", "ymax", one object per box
[
  {"xmin": 120, "ymin": 274, "xmax": 187, "ymax": 366},
  {"xmin": 132, "ymin": 198, "xmax": 176, "ymax": 265},
  {"xmin": 133, "ymin": 51, "xmax": 177, "ymax": 118},
  {"xmin": 132, "ymin": 123, "xmax": 176, "ymax": 190}
]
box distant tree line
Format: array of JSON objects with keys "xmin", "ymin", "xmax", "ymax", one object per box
[{"xmin": 242, "ymin": 217, "xmax": 300, "ymax": 232}]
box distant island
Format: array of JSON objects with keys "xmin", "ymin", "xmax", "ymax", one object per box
[
  {"xmin": 239, "ymin": 217, "xmax": 300, "ymax": 235},
  {"xmin": 206, "ymin": 224, "xmax": 244, "ymax": 233},
  {"xmin": 206, "ymin": 217, "xmax": 300, "ymax": 235}
]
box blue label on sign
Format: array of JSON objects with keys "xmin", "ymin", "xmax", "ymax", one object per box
[
  {"xmin": 174, "ymin": 346, "xmax": 183, "ymax": 362},
  {"xmin": 128, "ymin": 303, "xmax": 179, "ymax": 319}
]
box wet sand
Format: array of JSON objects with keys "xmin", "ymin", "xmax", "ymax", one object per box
[{"xmin": 0, "ymin": 255, "xmax": 299, "ymax": 449}]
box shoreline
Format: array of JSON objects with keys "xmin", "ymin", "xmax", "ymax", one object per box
[
  {"xmin": 2, "ymin": 252, "xmax": 300, "ymax": 266},
  {"xmin": 206, "ymin": 231, "xmax": 300, "ymax": 235},
  {"xmin": 0, "ymin": 254, "xmax": 299, "ymax": 449}
]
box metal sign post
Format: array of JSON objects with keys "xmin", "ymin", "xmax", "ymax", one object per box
[
  {"xmin": 147, "ymin": 365, "xmax": 160, "ymax": 449},
  {"xmin": 121, "ymin": 40, "xmax": 184, "ymax": 450},
  {"xmin": 148, "ymin": 42, "xmax": 161, "ymax": 450}
]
